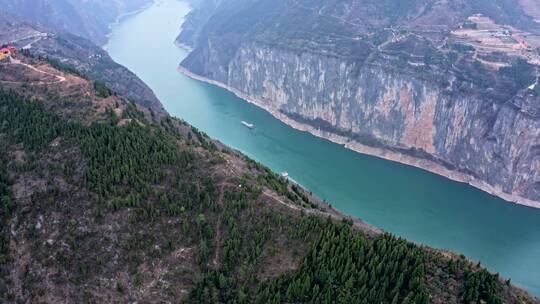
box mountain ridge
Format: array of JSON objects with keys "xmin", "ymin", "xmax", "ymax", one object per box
[
  {"xmin": 0, "ymin": 0, "xmax": 154, "ymax": 45},
  {"xmin": 0, "ymin": 11, "xmax": 166, "ymax": 115}
]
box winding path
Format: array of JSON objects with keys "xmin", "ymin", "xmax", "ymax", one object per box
[{"xmin": 0, "ymin": 57, "xmax": 66, "ymax": 85}]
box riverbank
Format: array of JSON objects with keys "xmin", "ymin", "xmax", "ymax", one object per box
[{"xmin": 178, "ymin": 65, "xmax": 540, "ymax": 210}]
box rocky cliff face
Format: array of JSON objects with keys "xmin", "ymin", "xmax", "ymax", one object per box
[{"xmin": 180, "ymin": 0, "xmax": 540, "ymax": 206}]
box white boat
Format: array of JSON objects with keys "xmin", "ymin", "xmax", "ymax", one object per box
[
  {"xmin": 241, "ymin": 121, "xmax": 254, "ymax": 129},
  {"xmin": 281, "ymin": 172, "xmax": 289, "ymax": 178}
]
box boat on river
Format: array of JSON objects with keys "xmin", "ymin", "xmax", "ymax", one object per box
[{"xmin": 241, "ymin": 121, "xmax": 254, "ymax": 129}]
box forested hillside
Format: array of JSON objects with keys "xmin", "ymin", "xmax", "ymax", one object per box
[{"xmin": 0, "ymin": 54, "xmax": 537, "ymax": 303}]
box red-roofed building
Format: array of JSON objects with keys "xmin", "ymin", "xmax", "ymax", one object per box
[{"xmin": 0, "ymin": 46, "xmax": 17, "ymax": 58}]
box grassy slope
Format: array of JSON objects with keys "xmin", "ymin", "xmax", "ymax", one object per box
[{"xmin": 0, "ymin": 55, "xmax": 537, "ymax": 303}]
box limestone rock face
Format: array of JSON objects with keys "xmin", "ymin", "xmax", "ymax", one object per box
[{"xmin": 179, "ymin": 0, "xmax": 540, "ymax": 204}]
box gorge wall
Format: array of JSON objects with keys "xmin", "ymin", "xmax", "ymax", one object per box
[
  {"xmin": 179, "ymin": 0, "xmax": 540, "ymax": 207},
  {"xmin": 181, "ymin": 42, "xmax": 540, "ymax": 207}
]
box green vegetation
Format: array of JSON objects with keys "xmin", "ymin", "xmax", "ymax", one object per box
[
  {"xmin": 0, "ymin": 89, "xmax": 179, "ymax": 199},
  {"xmin": 256, "ymin": 223, "xmax": 429, "ymax": 304},
  {"xmin": 0, "ymin": 147, "xmax": 14, "ymax": 287},
  {"xmin": 187, "ymin": 211, "xmax": 510, "ymax": 304},
  {"xmin": 80, "ymin": 122, "xmax": 178, "ymax": 197},
  {"xmin": 0, "ymin": 88, "xmax": 528, "ymax": 303},
  {"xmin": 461, "ymin": 269, "xmax": 503, "ymax": 304},
  {"xmin": 93, "ymin": 81, "xmax": 113, "ymax": 98}
]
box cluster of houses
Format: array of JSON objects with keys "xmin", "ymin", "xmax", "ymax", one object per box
[{"xmin": 0, "ymin": 46, "xmax": 17, "ymax": 61}]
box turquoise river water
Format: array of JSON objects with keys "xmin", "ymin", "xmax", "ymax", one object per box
[{"xmin": 106, "ymin": 0, "xmax": 540, "ymax": 296}]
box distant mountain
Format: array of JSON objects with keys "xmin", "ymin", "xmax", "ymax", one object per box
[
  {"xmin": 0, "ymin": 11, "xmax": 165, "ymax": 114},
  {"xmin": 0, "ymin": 0, "xmax": 153, "ymax": 45},
  {"xmin": 178, "ymin": 0, "xmax": 540, "ymax": 208}
]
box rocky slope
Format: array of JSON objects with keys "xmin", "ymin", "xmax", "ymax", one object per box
[
  {"xmin": 0, "ymin": 47, "xmax": 537, "ymax": 303},
  {"xmin": 0, "ymin": 12, "xmax": 165, "ymax": 115},
  {"xmin": 0, "ymin": 0, "xmax": 153, "ymax": 45},
  {"xmin": 178, "ymin": 0, "xmax": 540, "ymax": 208}
]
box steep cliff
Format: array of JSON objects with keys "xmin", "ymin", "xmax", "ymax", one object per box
[{"xmin": 179, "ymin": 0, "xmax": 540, "ymax": 207}]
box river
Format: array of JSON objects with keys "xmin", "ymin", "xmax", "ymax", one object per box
[{"xmin": 105, "ymin": 0, "xmax": 540, "ymax": 296}]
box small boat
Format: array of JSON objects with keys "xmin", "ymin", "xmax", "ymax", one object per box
[
  {"xmin": 281, "ymin": 172, "xmax": 289, "ymax": 178},
  {"xmin": 241, "ymin": 121, "xmax": 254, "ymax": 129}
]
